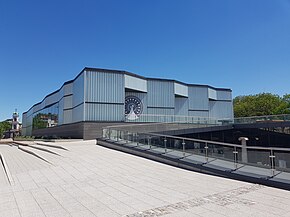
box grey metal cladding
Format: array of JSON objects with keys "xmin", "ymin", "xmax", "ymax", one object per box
[
  {"xmin": 188, "ymin": 110, "xmax": 209, "ymax": 118},
  {"xmin": 216, "ymin": 90, "xmax": 232, "ymax": 101},
  {"xmin": 72, "ymin": 104, "xmax": 84, "ymax": 122},
  {"xmin": 147, "ymin": 108, "xmax": 174, "ymax": 115},
  {"xmin": 63, "ymin": 95, "xmax": 73, "ymax": 109},
  {"xmin": 209, "ymin": 101, "xmax": 233, "ymax": 119},
  {"xmin": 64, "ymin": 82, "xmax": 73, "ymax": 95},
  {"xmin": 58, "ymin": 98, "xmax": 64, "ymax": 125},
  {"xmin": 63, "ymin": 110, "xmax": 72, "ymax": 124},
  {"xmin": 85, "ymin": 70, "xmax": 124, "ymax": 103},
  {"xmin": 85, "ymin": 103, "xmax": 124, "ymax": 121},
  {"xmin": 147, "ymin": 80, "xmax": 174, "ymax": 108},
  {"xmin": 73, "ymin": 72, "xmax": 84, "ymax": 107},
  {"xmin": 188, "ymin": 86, "xmax": 209, "ymax": 110},
  {"xmin": 175, "ymin": 97, "xmax": 189, "ymax": 116}
]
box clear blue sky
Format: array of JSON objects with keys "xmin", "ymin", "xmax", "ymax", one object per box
[{"xmin": 1, "ymin": 0, "xmax": 290, "ymax": 121}]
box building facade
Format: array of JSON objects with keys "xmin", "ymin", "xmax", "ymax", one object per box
[{"xmin": 22, "ymin": 67, "xmax": 233, "ymax": 139}]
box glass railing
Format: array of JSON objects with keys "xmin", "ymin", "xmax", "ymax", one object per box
[
  {"xmin": 123, "ymin": 113, "xmax": 290, "ymax": 126},
  {"xmin": 124, "ymin": 114, "xmax": 232, "ymax": 125},
  {"xmin": 234, "ymin": 114, "xmax": 290, "ymax": 125},
  {"xmin": 102, "ymin": 121, "xmax": 225, "ymax": 135},
  {"xmin": 102, "ymin": 128, "xmax": 290, "ymax": 176}
]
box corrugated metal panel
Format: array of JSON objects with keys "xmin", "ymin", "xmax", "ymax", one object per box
[
  {"xmin": 40, "ymin": 100, "xmax": 46, "ymax": 111},
  {"xmin": 125, "ymin": 75, "xmax": 147, "ymax": 92},
  {"xmin": 147, "ymin": 80, "xmax": 174, "ymax": 108},
  {"xmin": 22, "ymin": 113, "xmax": 27, "ymax": 128},
  {"xmin": 27, "ymin": 108, "xmax": 33, "ymax": 118},
  {"xmin": 58, "ymin": 86, "xmax": 64, "ymax": 101},
  {"xmin": 64, "ymin": 95, "xmax": 73, "ymax": 109},
  {"xmin": 64, "ymin": 82, "xmax": 73, "ymax": 95},
  {"xmin": 45, "ymin": 92, "xmax": 59, "ymax": 106},
  {"xmin": 73, "ymin": 72, "xmax": 84, "ymax": 107},
  {"xmin": 33, "ymin": 103, "xmax": 42, "ymax": 113},
  {"xmin": 209, "ymin": 101, "xmax": 233, "ymax": 119},
  {"xmin": 22, "ymin": 127, "xmax": 27, "ymax": 136},
  {"xmin": 26, "ymin": 126, "xmax": 32, "ymax": 136},
  {"xmin": 147, "ymin": 108, "xmax": 174, "ymax": 115},
  {"xmin": 72, "ymin": 104, "xmax": 84, "ymax": 123},
  {"xmin": 208, "ymin": 88, "xmax": 217, "ymax": 100},
  {"xmin": 125, "ymin": 91, "xmax": 148, "ymax": 115},
  {"xmin": 85, "ymin": 103, "xmax": 124, "ymax": 121},
  {"xmin": 26, "ymin": 115, "xmax": 33, "ymax": 127},
  {"xmin": 188, "ymin": 86, "xmax": 209, "ymax": 110},
  {"xmin": 217, "ymin": 90, "xmax": 232, "ymax": 101},
  {"xmin": 63, "ymin": 110, "xmax": 72, "ymax": 124},
  {"xmin": 85, "ymin": 70, "xmax": 124, "ymax": 103},
  {"xmin": 188, "ymin": 110, "xmax": 209, "ymax": 118},
  {"xmin": 174, "ymin": 83, "xmax": 188, "ymax": 97},
  {"xmin": 175, "ymin": 97, "xmax": 188, "ymax": 116},
  {"xmin": 58, "ymin": 98, "xmax": 64, "ymax": 125}
]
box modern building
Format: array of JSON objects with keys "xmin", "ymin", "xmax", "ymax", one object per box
[{"xmin": 22, "ymin": 67, "xmax": 233, "ymax": 139}]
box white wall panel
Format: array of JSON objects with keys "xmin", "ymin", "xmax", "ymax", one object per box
[
  {"xmin": 125, "ymin": 75, "xmax": 147, "ymax": 92},
  {"xmin": 174, "ymin": 83, "xmax": 188, "ymax": 97},
  {"xmin": 208, "ymin": 88, "xmax": 217, "ymax": 100}
]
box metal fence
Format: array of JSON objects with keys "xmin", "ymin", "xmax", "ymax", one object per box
[{"xmin": 102, "ymin": 127, "xmax": 290, "ymax": 175}]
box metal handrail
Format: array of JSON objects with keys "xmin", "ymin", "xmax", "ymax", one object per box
[
  {"xmin": 146, "ymin": 132, "xmax": 290, "ymax": 152},
  {"xmin": 105, "ymin": 128, "xmax": 290, "ymax": 152}
]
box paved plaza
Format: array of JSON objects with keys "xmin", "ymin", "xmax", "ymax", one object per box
[{"xmin": 0, "ymin": 140, "xmax": 290, "ymax": 217}]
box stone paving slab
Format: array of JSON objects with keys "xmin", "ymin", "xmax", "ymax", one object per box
[{"xmin": 0, "ymin": 140, "xmax": 290, "ymax": 217}]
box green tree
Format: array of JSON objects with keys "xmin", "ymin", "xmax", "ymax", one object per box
[
  {"xmin": 234, "ymin": 93, "xmax": 290, "ymax": 118},
  {"xmin": 0, "ymin": 121, "xmax": 11, "ymax": 138}
]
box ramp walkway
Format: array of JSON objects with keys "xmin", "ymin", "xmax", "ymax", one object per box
[{"xmin": 99, "ymin": 127, "xmax": 290, "ymax": 190}]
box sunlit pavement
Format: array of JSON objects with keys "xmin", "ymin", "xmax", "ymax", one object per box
[{"xmin": 0, "ymin": 140, "xmax": 289, "ymax": 217}]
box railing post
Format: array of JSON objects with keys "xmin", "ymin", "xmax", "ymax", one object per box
[
  {"xmin": 270, "ymin": 149, "xmax": 276, "ymax": 176},
  {"xmin": 126, "ymin": 131, "xmax": 129, "ymax": 143},
  {"xmin": 205, "ymin": 142, "xmax": 208, "ymax": 162},
  {"xmin": 239, "ymin": 137, "xmax": 248, "ymax": 163},
  {"xmin": 117, "ymin": 130, "xmax": 119, "ymax": 141},
  {"xmin": 148, "ymin": 136, "xmax": 151, "ymax": 149},
  {"xmin": 164, "ymin": 137, "xmax": 167, "ymax": 153},
  {"xmin": 109, "ymin": 128, "xmax": 111, "ymax": 140},
  {"xmin": 182, "ymin": 139, "xmax": 185, "ymax": 158},
  {"xmin": 233, "ymin": 146, "xmax": 238, "ymax": 169}
]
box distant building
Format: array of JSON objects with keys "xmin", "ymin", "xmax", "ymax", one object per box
[
  {"xmin": 4, "ymin": 111, "xmax": 21, "ymax": 138},
  {"xmin": 22, "ymin": 67, "xmax": 233, "ymax": 139}
]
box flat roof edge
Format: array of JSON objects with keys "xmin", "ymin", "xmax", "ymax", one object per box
[{"xmin": 23, "ymin": 67, "xmax": 232, "ymax": 114}]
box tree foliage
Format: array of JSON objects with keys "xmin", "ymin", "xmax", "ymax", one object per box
[
  {"xmin": 234, "ymin": 93, "xmax": 290, "ymax": 118},
  {"xmin": 0, "ymin": 121, "xmax": 11, "ymax": 138}
]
